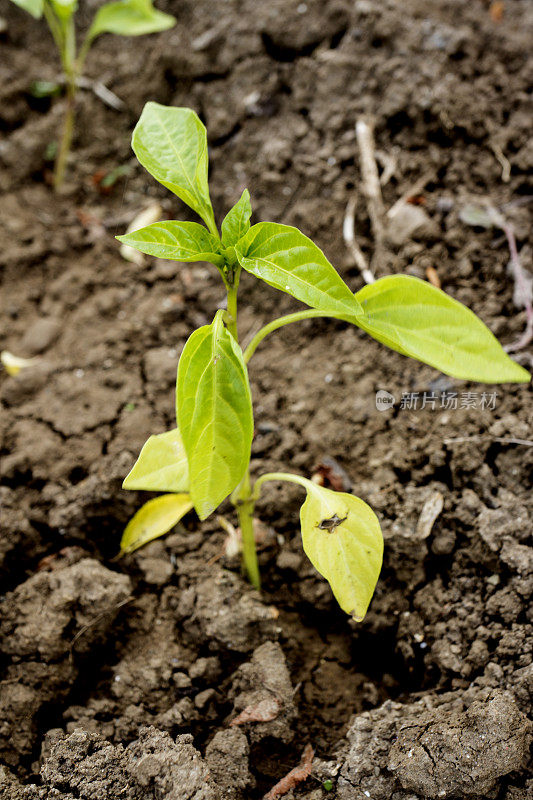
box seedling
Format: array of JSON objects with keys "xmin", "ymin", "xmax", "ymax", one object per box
[
  {"xmin": 118, "ymin": 103, "xmax": 530, "ymax": 620},
  {"xmin": 9, "ymin": 0, "xmax": 176, "ymax": 189}
]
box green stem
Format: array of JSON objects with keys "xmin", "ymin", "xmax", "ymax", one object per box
[
  {"xmin": 43, "ymin": 4, "xmax": 78, "ymax": 191},
  {"xmin": 243, "ymin": 309, "xmax": 344, "ymax": 363},
  {"xmin": 222, "ymin": 270, "xmax": 259, "ymax": 587},
  {"xmin": 206, "ymin": 215, "xmax": 219, "ymax": 238},
  {"xmin": 53, "ymin": 77, "xmax": 76, "ymax": 190},
  {"xmin": 43, "ymin": 2, "xmax": 64, "ymax": 63},
  {"xmin": 233, "ymin": 472, "xmax": 261, "ymax": 590},
  {"xmin": 76, "ymin": 30, "xmax": 94, "ymax": 77},
  {"xmin": 252, "ymin": 471, "xmax": 312, "ymax": 501},
  {"xmin": 63, "ymin": 13, "xmax": 76, "ymax": 71},
  {"xmin": 233, "ymin": 471, "xmax": 312, "ymax": 588},
  {"xmin": 226, "ymin": 283, "xmax": 239, "ymax": 340}
]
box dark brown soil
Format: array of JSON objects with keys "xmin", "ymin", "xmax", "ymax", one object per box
[{"xmin": 1, "ymin": 1, "xmax": 532, "ymax": 798}]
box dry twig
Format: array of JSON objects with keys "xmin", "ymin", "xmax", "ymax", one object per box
[
  {"xmin": 444, "ymin": 435, "xmax": 533, "ymax": 447},
  {"xmin": 356, "ymin": 119, "xmax": 386, "ymax": 246}
]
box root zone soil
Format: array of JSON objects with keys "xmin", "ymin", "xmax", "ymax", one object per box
[{"xmin": 0, "ymin": 1, "xmax": 532, "ymax": 799}]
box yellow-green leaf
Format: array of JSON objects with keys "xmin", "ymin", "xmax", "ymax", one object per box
[
  {"xmin": 300, "ymin": 484, "xmax": 383, "ymax": 620},
  {"xmin": 221, "ymin": 189, "xmax": 252, "ymax": 247},
  {"xmin": 354, "ymin": 275, "xmax": 530, "ymax": 384},
  {"xmin": 236, "ymin": 222, "xmax": 363, "ymax": 318},
  {"xmin": 131, "ymin": 102, "xmax": 216, "ymax": 234},
  {"xmin": 122, "ymin": 429, "xmax": 189, "ymax": 492},
  {"xmin": 117, "ymin": 220, "xmax": 224, "ymax": 269},
  {"xmin": 9, "ymin": 0, "xmax": 44, "ymax": 18},
  {"xmin": 120, "ymin": 493, "xmax": 193, "ymax": 555},
  {"xmin": 177, "ymin": 310, "xmax": 253, "ymax": 520},
  {"xmin": 89, "ymin": 0, "xmax": 175, "ymax": 39}
]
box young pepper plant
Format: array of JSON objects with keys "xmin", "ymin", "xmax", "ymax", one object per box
[
  {"xmin": 9, "ymin": 0, "xmax": 175, "ymax": 189},
  {"xmin": 118, "ymin": 102, "xmax": 530, "ymax": 620}
]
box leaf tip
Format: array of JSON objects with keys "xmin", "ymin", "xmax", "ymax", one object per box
[{"xmin": 511, "ymin": 363, "xmax": 531, "ymax": 384}]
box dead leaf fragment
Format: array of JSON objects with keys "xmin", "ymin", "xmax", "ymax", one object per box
[
  {"xmin": 230, "ymin": 697, "xmax": 280, "ymax": 727},
  {"xmin": 490, "ymin": 1, "xmax": 504, "ymax": 23},
  {"xmin": 425, "ymin": 266, "xmax": 441, "ymax": 289},
  {"xmin": 312, "ymin": 457, "xmax": 353, "ymax": 492},
  {"xmin": 120, "ymin": 202, "xmax": 163, "ymax": 265},
  {"xmin": 416, "ymin": 491, "xmax": 444, "ymax": 540},
  {"xmin": 1, "ymin": 350, "xmax": 39, "ymax": 376}
]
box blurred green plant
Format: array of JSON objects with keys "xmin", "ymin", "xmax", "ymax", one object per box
[
  {"xmin": 10, "ymin": 0, "xmax": 175, "ymax": 189},
  {"xmin": 118, "ymin": 102, "xmax": 530, "ymax": 620}
]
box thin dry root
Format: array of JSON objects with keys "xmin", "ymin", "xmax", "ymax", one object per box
[
  {"xmin": 343, "ymin": 196, "xmax": 375, "ymax": 284},
  {"xmin": 488, "ymin": 207, "xmax": 533, "ymax": 353}
]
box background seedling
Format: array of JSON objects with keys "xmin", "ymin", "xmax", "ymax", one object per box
[
  {"xmin": 118, "ymin": 102, "xmax": 530, "ymax": 620},
  {"xmin": 9, "ymin": 0, "xmax": 176, "ymax": 189}
]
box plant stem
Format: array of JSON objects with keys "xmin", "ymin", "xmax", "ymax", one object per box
[
  {"xmin": 234, "ymin": 472, "xmax": 261, "ymax": 590},
  {"xmin": 243, "ymin": 309, "xmax": 344, "ymax": 363},
  {"xmin": 43, "ymin": 2, "xmax": 64, "ymax": 58},
  {"xmin": 53, "ymin": 77, "xmax": 76, "ymax": 190},
  {"xmin": 226, "ymin": 284, "xmax": 239, "ymax": 340},
  {"xmin": 43, "ymin": 3, "xmax": 78, "ymax": 191},
  {"xmin": 76, "ymin": 31, "xmax": 94, "ymax": 78},
  {"xmin": 252, "ymin": 471, "xmax": 312, "ymax": 500},
  {"xmin": 232, "ymin": 471, "xmax": 313, "ymax": 589}
]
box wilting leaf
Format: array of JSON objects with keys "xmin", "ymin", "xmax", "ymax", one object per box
[
  {"xmin": 236, "ymin": 222, "xmax": 363, "ymax": 318},
  {"xmin": 354, "ymin": 275, "xmax": 530, "ymax": 383},
  {"xmin": 123, "ymin": 428, "xmax": 189, "ymax": 492},
  {"xmin": 177, "ymin": 310, "xmax": 253, "ymax": 520},
  {"xmin": 300, "ymin": 483, "xmax": 383, "ymax": 620},
  {"xmin": 120, "ymin": 493, "xmax": 193, "ymax": 555}
]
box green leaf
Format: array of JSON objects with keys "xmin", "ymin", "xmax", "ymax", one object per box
[
  {"xmin": 29, "ymin": 80, "xmax": 62, "ymax": 98},
  {"xmin": 177, "ymin": 310, "xmax": 253, "ymax": 520},
  {"xmin": 236, "ymin": 223, "xmax": 363, "ymax": 317},
  {"xmin": 50, "ymin": 0, "xmax": 77, "ymax": 20},
  {"xmin": 123, "ymin": 429, "xmax": 189, "ymax": 493},
  {"xmin": 459, "ymin": 204, "xmax": 494, "ymax": 230},
  {"xmin": 131, "ymin": 102, "xmax": 216, "ymax": 234},
  {"xmin": 300, "ymin": 484, "xmax": 383, "ymax": 620},
  {"xmin": 9, "ymin": 0, "xmax": 43, "ymax": 18},
  {"xmin": 89, "ymin": 0, "xmax": 175, "ymax": 39},
  {"xmin": 221, "ymin": 189, "xmax": 252, "ymax": 247},
  {"xmin": 354, "ymin": 275, "xmax": 530, "ymax": 383},
  {"xmin": 120, "ymin": 493, "xmax": 193, "ymax": 555},
  {"xmin": 117, "ymin": 221, "xmax": 224, "ymax": 269}
]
